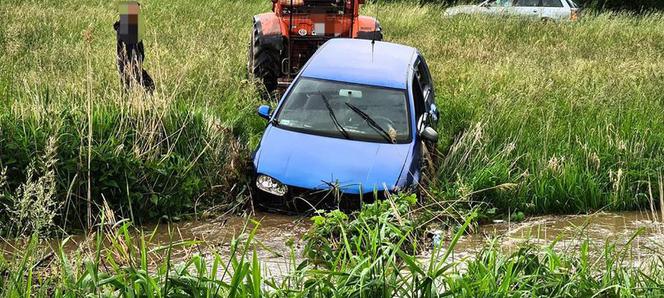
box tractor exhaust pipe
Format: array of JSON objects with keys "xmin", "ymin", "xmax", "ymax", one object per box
[{"xmin": 287, "ymin": 0, "xmax": 294, "ymax": 81}]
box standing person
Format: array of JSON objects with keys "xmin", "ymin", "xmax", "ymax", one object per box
[{"xmin": 114, "ymin": 1, "xmax": 154, "ymax": 93}]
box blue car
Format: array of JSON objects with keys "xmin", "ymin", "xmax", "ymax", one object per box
[{"xmin": 252, "ymin": 38, "xmax": 439, "ymax": 206}]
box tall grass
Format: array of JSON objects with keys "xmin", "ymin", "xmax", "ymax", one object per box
[
  {"xmin": 0, "ymin": 0, "xmax": 270, "ymax": 233},
  {"xmin": 1, "ymin": 194, "xmax": 663, "ymax": 297},
  {"xmin": 1, "ymin": 0, "xmax": 663, "ymax": 234},
  {"xmin": 381, "ymin": 5, "xmax": 664, "ymax": 214}
]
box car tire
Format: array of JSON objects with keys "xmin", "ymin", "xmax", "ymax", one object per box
[
  {"xmin": 418, "ymin": 140, "xmax": 438, "ymax": 201},
  {"xmin": 357, "ymin": 22, "xmax": 383, "ymax": 41}
]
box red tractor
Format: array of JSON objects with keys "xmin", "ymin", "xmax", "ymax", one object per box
[{"xmin": 248, "ymin": 0, "xmax": 382, "ymax": 94}]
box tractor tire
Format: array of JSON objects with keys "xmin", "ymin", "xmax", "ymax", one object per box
[
  {"xmin": 357, "ymin": 23, "xmax": 383, "ymax": 41},
  {"xmin": 248, "ymin": 21, "xmax": 281, "ymax": 95},
  {"xmin": 375, "ymin": 23, "xmax": 384, "ymax": 41}
]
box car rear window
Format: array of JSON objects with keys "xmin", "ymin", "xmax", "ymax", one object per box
[{"xmin": 565, "ymin": 0, "xmax": 578, "ymax": 8}]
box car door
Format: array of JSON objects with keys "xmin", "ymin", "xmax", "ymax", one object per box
[{"xmin": 513, "ymin": 0, "xmax": 541, "ymax": 18}]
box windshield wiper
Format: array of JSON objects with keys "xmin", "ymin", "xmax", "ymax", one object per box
[
  {"xmin": 319, "ymin": 92, "xmax": 350, "ymax": 139},
  {"xmin": 345, "ymin": 102, "xmax": 395, "ymax": 144}
]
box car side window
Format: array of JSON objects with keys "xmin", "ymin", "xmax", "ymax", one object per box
[
  {"xmin": 412, "ymin": 76, "xmax": 425, "ymax": 121},
  {"xmin": 542, "ymin": 0, "xmax": 563, "ymax": 7},
  {"xmin": 489, "ymin": 0, "xmax": 514, "ymax": 7},
  {"xmin": 415, "ymin": 58, "xmax": 434, "ymax": 102},
  {"xmin": 515, "ymin": 0, "xmax": 539, "ymax": 6}
]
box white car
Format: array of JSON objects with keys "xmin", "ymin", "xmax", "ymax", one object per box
[{"xmin": 444, "ymin": 0, "xmax": 580, "ymax": 21}]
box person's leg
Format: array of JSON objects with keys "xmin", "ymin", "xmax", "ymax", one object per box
[
  {"xmin": 118, "ymin": 60, "xmax": 131, "ymax": 93},
  {"xmin": 132, "ymin": 49, "xmax": 154, "ymax": 94},
  {"xmin": 129, "ymin": 50, "xmax": 143, "ymax": 90},
  {"xmin": 141, "ymin": 69, "xmax": 155, "ymax": 94}
]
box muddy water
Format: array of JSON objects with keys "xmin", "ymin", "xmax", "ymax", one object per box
[
  {"xmin": 2, "ymin": 211, "xmax": 663, "ymax": 276},
  {"xmin": 0, "ymin": 212, "xmax": 311, "ymax": 277},
  {"xmin": 447, "ymin": 211, "xmax": 664, "ymax": 263},
  {"xmin": 147, "ymin": 212, "xmax": 313, "ymax": 276}
]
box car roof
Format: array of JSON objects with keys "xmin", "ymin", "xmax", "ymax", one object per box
[{"xmin": 300, "ymin": 39, "xmax": 417, "ymax": 89}]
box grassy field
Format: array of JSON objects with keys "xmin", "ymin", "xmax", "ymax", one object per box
[
  {"xmin": 0, "ymin": 0, "xmax": 271, "ymax": 235},
  {"xmin": 1, "ymin": 0, "xmax": 664, "ymax": 237}
]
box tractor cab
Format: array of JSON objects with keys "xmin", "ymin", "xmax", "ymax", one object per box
[
  {"xmin": 249, "ymin": 0, "xmax": 381, "ymax": 95},
  {"xmin": 275, "ymin": 0, "xmax": 355, "ymax": 13}
]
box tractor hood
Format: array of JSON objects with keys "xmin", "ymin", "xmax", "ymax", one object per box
[{"xmin": 255, "ymin": 126, "xmax": 412, "ymax": 195}]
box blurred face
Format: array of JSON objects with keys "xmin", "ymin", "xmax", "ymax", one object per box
[
  {"xmin": 118, "ymin": 1, "xmax": 142, "ymax": 43},
  {"xmin": 127, "ymin": 3, "xmax": 140, "ymax": 15}
]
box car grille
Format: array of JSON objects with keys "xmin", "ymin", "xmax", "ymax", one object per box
[{"xmin": 287, "ymin": 186, "xmax": 388, "ymax": 210}]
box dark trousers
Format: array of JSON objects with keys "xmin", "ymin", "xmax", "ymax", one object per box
[{"xmin": 117, "ymin": 46, "xmax": 155, "ymax": 93}]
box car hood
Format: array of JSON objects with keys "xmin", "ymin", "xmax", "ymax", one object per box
[
  {"xmin": 444, "ymin": 5, "xmax": 485, "ymax": 16},
  {"xmin": 256, "ymin": 126, "xmax": 412, "ymax": 194}
]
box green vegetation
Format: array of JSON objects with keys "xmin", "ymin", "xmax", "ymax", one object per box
[
  {"xmin": 416, "ymin": 0, "xmax": 664, "ymax": 11},
  {"xmin": 2, "ymin": 0, "xmax": 663, "ymax": 295},
  {"xmin": 0, "ymin": 0, "xmax": 269, "ymax": 235},
  {"xmin": 2, "ymin": 195, "xmax": 663, "ymax": 297},
  {"xmin": 1, "ymin": 1, "xmax": 663, "ymax": 230},
  {"xmin": 412, "ymin": 11, "xmax": 664, "ymax": 214}
]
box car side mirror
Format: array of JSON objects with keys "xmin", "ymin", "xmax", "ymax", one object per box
[
  {"xmin": 257, "ymin": 105, "xmax": 271, "ymax": 120},
  {"xmin": 420, "ymin": 126, "xmax": 438, "ymax": 143}
]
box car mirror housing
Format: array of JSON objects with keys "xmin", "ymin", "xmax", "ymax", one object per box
[
  {"xmin": 421, "ymin": 126, "xmax": 438, "ymax": 143},
  {"xmin": 257, "ymin": 105, "xmax": 271, "ymax": 120}
]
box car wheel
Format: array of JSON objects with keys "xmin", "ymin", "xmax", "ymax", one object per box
[{"xmin": 418, "ymin": 140, "xmax": 438, "ymax": 200}]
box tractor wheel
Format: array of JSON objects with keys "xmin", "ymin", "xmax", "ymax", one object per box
[
  {"xmin": 376, "ymin": 23, "xmax": 384, "ymax": 41},
  {"xmin": 248, "ymin": 21, "xmax": 281, "ymax": 95},
  {"xmin": 357, "ymin": 23, "xmax": 383, "ymax": 41}
]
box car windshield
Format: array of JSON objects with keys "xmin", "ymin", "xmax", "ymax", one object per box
[{"xmin": 275, "ymin": 78, "xmax": 411, "ymax": 144}]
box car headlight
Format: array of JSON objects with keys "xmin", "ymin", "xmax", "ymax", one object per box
[{"xmin": 256, "ymin": 175, "xmax": 288, "ymax": 196}]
